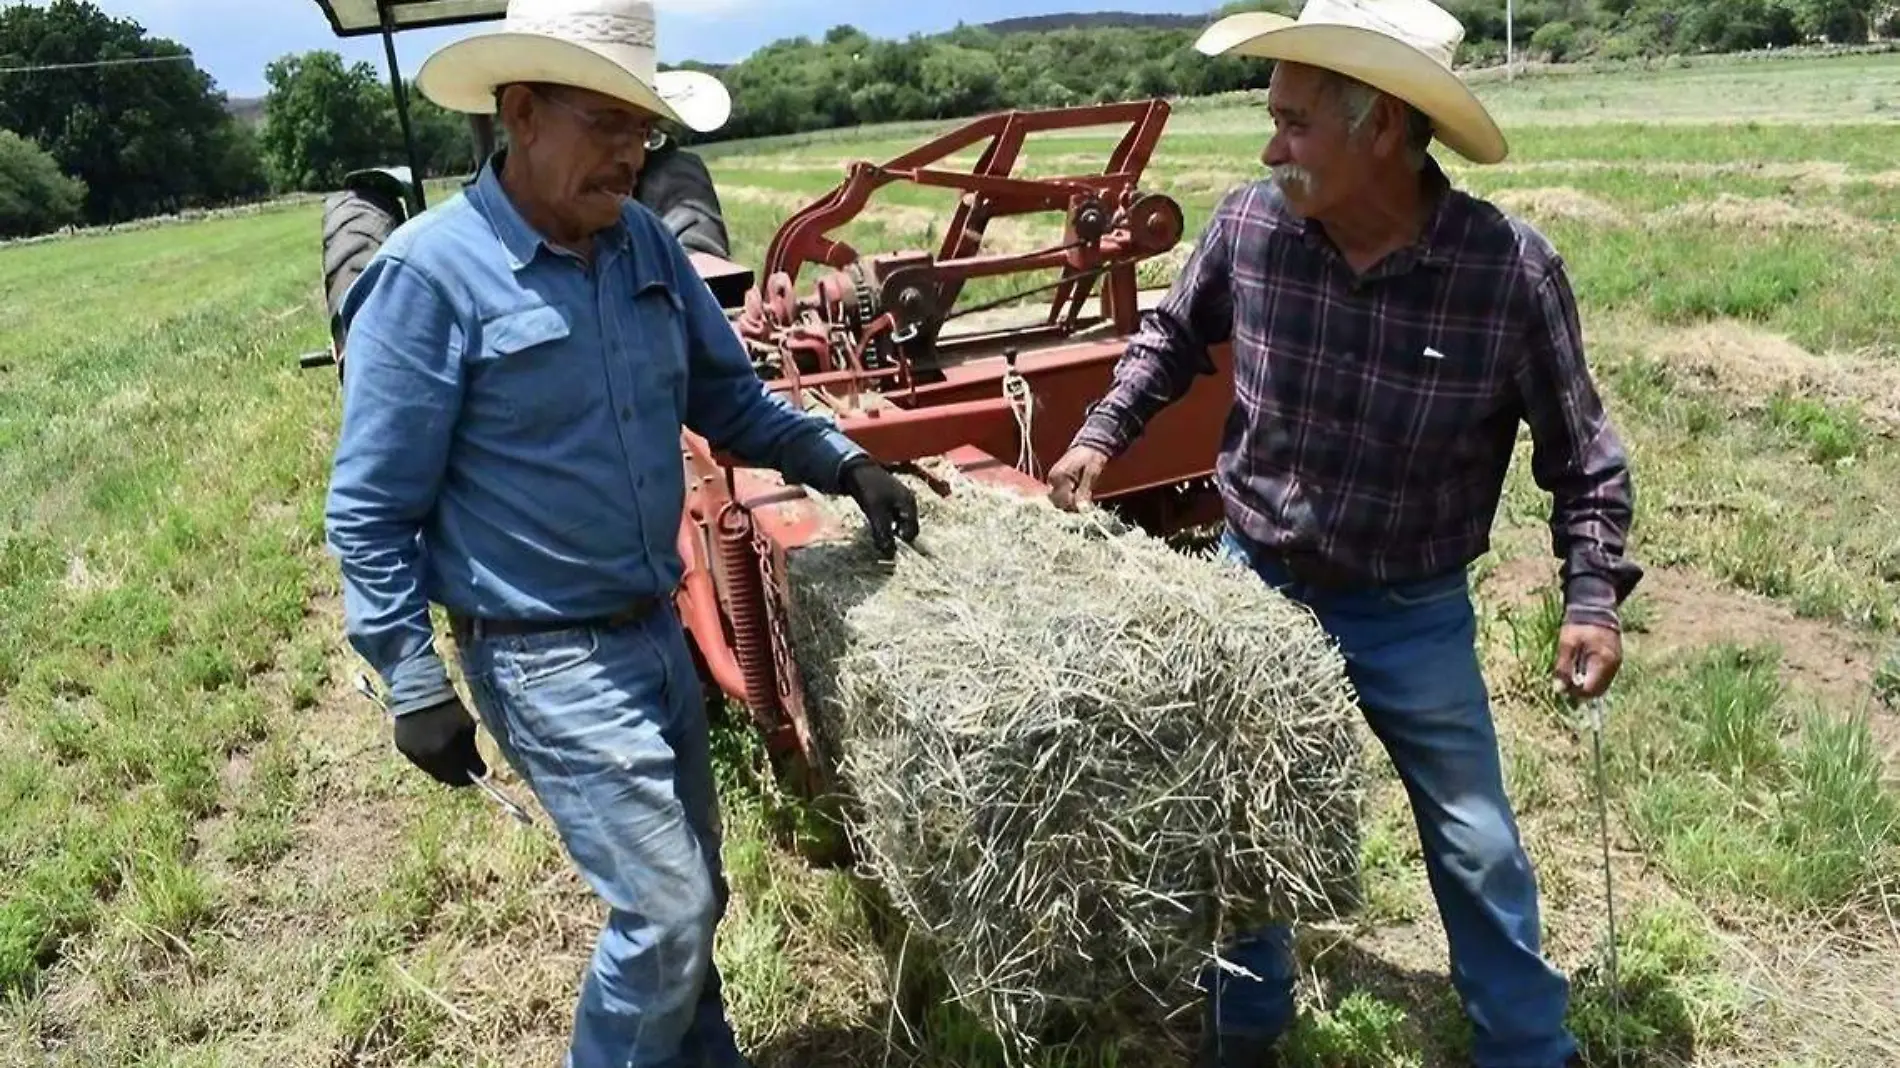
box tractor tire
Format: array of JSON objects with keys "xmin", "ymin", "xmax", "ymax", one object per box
[
  {"xmin": 637, "ymin": 145, "xmax": 732, "ymax": 260},
  {"xmin": 321, "ymin": 189, "xmax": 400, "ymax": 359}
]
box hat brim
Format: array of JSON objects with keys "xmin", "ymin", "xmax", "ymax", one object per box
[
  {"xmin": 417, "ymin": 32, "xmax": 731, "ymax": 134},
  {"xmin": 1195, "ymin": 13, "xmax": 1507, "ymax": 165}
]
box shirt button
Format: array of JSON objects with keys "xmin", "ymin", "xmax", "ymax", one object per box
[{"xmin": 621, "ymin": 406, "xmax": 632, "ymax": 421}]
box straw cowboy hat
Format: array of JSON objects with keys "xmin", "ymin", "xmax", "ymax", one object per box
[
  {"xmin": 416, "ymin": 0, "xmax": 731, "ymax": 133},
  {"xmin": 1195, "ymin": 0, "xmax": 1507, "ymax": 164}
]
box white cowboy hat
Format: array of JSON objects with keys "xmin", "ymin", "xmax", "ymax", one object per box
[
  {"xmin": 1195, "ymin": 0, "xmax": 1506, "ymax": 165},
  {"xmin": 415, "ymin": 0, "xmax": 731, "ymax": 134}
]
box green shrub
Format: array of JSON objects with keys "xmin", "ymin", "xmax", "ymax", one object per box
[
  {"xmin": 0, "ymin": 130, "xmax": 86, "ymax": 239},
  {"xmin": 1532, "ymin": 20, "xmax": 1581, "ymax": 61}
]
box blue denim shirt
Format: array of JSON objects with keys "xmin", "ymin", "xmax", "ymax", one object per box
[{"xmin": 325, "ymin": 157, "xmax": 863, "ymax": 715}]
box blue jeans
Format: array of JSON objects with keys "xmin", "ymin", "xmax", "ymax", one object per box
[
  {"xmin": 457, "ymin": 607, "xmax": 746, "ymax": 1068},
  {"xmin": 1205, "ymin": 531, "xmax": 1576, "ymax": 1068}
]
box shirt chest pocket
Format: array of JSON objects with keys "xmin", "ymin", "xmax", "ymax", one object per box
[
  {"xmin": 478, "ymin": 303, "xmax": 585, "ymax": 430},
  {"xmin": 627, "ymin": 280, "xmax": 688, "ymax": 422}
]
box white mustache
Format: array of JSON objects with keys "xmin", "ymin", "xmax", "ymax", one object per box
[{"xmin": 1271, "ymin": 164, "xmax": 1316, "ymax": 195}]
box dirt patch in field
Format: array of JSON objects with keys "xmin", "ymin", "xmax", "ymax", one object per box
[
  {"xmin": 1630, "ymin": 567, "xmax": 1881, "ymax": 706},
  {"xmin": 1482, "ymin": 555, "xmax": 1898, "ymax": 773},
  {"xmin": 1491, "ymin": 186, "xmax": 1630, "ymax": 227},
  {"xmin": 1655, "ymin": 193, "xmax": 1874, "ymax": 235},
  {"xmin": 1485, "ymin": 556, "xmax": 1880, "ymax": 706},
  {"xmin": 1650, "ymin": 320, "xmax": 1900, "ymax": 433}
]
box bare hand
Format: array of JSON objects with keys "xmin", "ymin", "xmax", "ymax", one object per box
[
  {"xmin": 1047, "ymin": 445, "xmax": 1110, "ymax": 511},
  {"xmin": 1554, "ymin": 623, "xmax": 1622, "ymax": 700}
]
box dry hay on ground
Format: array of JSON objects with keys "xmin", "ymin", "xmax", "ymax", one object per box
[
  {"xmin": 1654, "ymin": 193, "xmax": 1873, "ymax": 235},
  {"xmin": 782, "ymin": 471, "xmax": 1367, "ymax": 1053},
  {"xmin": 720, "ymin": 185, "xmax": 814, "ymax": 212},
  {"xmin": 1472, "ymin": 159, "xmax": 1862, "ymax": 188},
  {"xmin": 1490, "ymin": 187, "xmax": 1631, "ymax": 228},
  {"xmin": 1648, "ymin": 320, "xmax": 1900, "ymax": 434}
]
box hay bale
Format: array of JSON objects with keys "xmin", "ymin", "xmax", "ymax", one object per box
[{"xmin": 783, "ymin": 471, "xmax": 1367, "ymax": 1050}]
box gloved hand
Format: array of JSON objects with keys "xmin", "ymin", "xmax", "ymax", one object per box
[
  {"xmin": 840, "ymin": 457, "xmax": 919, "ymax": 558},
  {"xmin": 392, "ymin": 696, "xmax": 488, "ymax": 787}
]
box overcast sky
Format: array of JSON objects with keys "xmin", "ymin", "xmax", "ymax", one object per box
[{"xmin": 38, "ymin": 0, "xmax": 1224, "ymax": 99}]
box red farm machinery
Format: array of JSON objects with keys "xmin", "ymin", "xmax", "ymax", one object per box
[
  {"xmin": 682, "ymin": 102, "xmax": 1240, "ymax": 789},
  {"xmin": 308, "ymin": 1, "xmax": 1239, "ymax": 794}
]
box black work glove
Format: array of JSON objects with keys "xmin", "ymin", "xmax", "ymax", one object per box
[
  {"xmin": 840, "ymin": 457, "xmax": 919, "ymax": 558},
  {"xmin": 392, "ymin": 696, "xmax": 488, "ymax": 787}
]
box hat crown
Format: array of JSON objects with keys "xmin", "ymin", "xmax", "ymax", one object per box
[
  {"xmin": 504, "ymin": 0, "xmax": 657, "ymax": 74},
  {"xmin": 1296, "ymin": 0, "xmax": 1464, "ymax": 69}
]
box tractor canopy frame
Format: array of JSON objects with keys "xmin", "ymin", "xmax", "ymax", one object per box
[{"xmin": 310, "ymin": 0, "xmax": 509, "ymax": 214}]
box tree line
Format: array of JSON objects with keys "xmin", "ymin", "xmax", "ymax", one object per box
[
  {"xmin": 0, "ymin": 0, "xmax": 479, "ymax": 239},
  {"xmin": 691, "ymin": 0, "xmax": 1895, "ymax": 140},
  {"xmin": 3, "ymin": 0, "xmax": 1895, "ymax": 239}
]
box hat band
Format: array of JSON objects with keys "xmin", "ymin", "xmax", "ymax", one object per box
[{"xmin": 505, "ymin": 11, "xmax": 656, "ymax": 49}]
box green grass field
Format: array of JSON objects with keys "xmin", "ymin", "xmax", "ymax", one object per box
[{"xmin": 4, "ymin": 50, "xmax": 1899, "ymax": 1068}]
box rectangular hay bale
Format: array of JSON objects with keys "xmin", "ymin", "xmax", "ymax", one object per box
[{"xmin": 782, "ymin": 470, "xmax": 1368, "ymax": 1048}]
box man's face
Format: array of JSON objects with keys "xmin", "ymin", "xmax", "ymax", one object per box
[
  {"xmin": 1258, "ymin": 63, "xmax": 1371, "ymax": 220},
  {"xmin": 508, "ymin": 83, "xmax": 658, "ymax": 234}
]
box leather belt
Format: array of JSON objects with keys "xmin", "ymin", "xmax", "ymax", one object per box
[{"xmin": 449, "ymin": 596, "xmax": 664, "ymax": 644}]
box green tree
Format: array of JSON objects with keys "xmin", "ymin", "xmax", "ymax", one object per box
[
  {"xmin": 0, "ymin": 129, "xmax": 86, "ymax": 238},
  {"xmin": 408, "ymin": 90, "xmax": 480, "ymax": 179},
  {"xmin": 0, "ymin": 0, "xmax": 264, "ymax": 223},
  {"xmin": 1791, "ymin": 0, "xmax": 1876, "ymax": 40},
  {"xmin": 1531, "ymin": 20, "xmax": 1580, "ymax": 59},
  {"xmin": 918, "ymin": 44, "xmax": 1002, "ymax": 117},
  {"xmin": 259, "ymin": 50, "xmax": 401, "ymax": 191}
]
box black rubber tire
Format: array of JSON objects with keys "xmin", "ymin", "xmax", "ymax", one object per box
[
  {"xmin": 321, "ymin": 190, "xmax": 400, "ymax": 356},
  {"xmin": 637, "ymin": 146, "xmax": 732, "ymax": 260}
]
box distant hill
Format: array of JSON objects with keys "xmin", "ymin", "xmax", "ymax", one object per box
[
  {"xmin": 226, "ymin": 95, "xmax": 266, "ymax": 127},
  {"xmin": 979, "ymin": 11, "xmax": 1207, "ymax": 34}
]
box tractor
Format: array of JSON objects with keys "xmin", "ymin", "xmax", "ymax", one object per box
[
  {"xmin": 304, "ymin": 0, "xmax": 733, "ymax": 375},
  {"xmin": 306, "ymin": 1, "xmax": 1239, "ymax": 796}
]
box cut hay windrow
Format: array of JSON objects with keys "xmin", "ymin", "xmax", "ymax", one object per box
[{"xmin": 782, "ymin": 470, "xmax": 1368, "ymax": 1052}]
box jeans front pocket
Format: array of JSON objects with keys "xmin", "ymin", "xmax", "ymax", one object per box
[{"xmin": 495, "ymin": 626, "xmax": 601, "ymax": 687}]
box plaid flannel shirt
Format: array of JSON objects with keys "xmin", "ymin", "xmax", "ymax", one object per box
[{"xmin": 1072, "ymin": 159, "xmax": 1642, "ymax": 630}]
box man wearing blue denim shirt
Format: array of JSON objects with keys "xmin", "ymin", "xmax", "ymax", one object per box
[{"xmin": 324, "ymin": 5, "xmax": 917, "ymax": 1065}]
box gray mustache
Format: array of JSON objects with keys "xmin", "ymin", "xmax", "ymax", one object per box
[{"xmin": 1271, "ymin": 163, "xmax": 1315, "ymax": 194}]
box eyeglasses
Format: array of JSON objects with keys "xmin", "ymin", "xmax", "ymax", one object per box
[{"xmin": 533, "ymin": 87, "xmax": 667, "ymax": 151}]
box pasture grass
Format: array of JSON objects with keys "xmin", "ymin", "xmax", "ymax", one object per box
[
  {"xmin": 1502, "ymin": 590, "xmax": 1900, "ymax": 917},
  {"xmin": 3, "ymin": 47, "xmax": 1899, "ymax": 1068}
]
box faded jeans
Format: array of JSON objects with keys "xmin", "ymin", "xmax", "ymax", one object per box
[
  {"xmin": 1205, "ymin": 530, "xmax": 1577, "ymax": 1068},
  {"xmin": 457, "ymin": 607, "xmax": 745, "ymax": 1068}
]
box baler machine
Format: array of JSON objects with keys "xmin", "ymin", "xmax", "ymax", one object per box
[{"xmin": 680, "ymin": 100, "xmax": 1239, "ymax": 790}]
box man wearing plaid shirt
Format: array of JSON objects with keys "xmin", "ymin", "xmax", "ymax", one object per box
[{"xmin": 1049, "ymin": 4, "xmax": 1641, "ymax": 1068}]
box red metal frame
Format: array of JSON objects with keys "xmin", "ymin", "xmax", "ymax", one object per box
[
  {"xmin": 761, "ymin": 99, "xmax": 1174, "ymax": 333},
  {"xmin": 673, "ymin": 100, "xmax": 1233, "ymax": 786}
]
